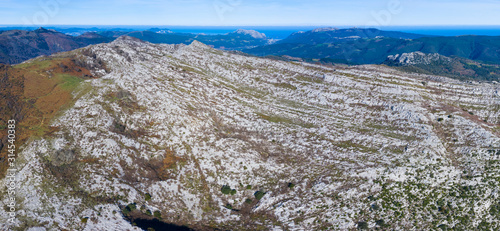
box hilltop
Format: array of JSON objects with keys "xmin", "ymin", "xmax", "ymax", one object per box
[{"xmin": 0, "ymin": 37, "xmax": 499, "ymax": 230}]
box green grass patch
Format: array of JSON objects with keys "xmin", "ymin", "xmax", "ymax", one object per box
[
  {"xmin": 336, "ymin": 140, "xmax": 379, "ymax": 153},
  {"xmin": 272, "ymin": 82, "xmax": 297, "ymax": 90},
  {"xmin": 14, "ymin": 59, "xmax": 54, "ymax": 69},
  {"xmin": 257, "ymin": 112, "xmax": 294, "ymax": 124},
  {"xmin": 296, "ymin": 75, "xmax": 323, "ymax": 83},
  {"xmin": 256, "ymin": 112, "xmax": 316, "ymax": 128},
  {"xmin": 221, "ymin": 185, "xmax": 232, "ymax": 195},
  {"xmin": 254, "ymin": 191, "xmax": 265, "ymax": 200},
  {"xmin": 57, "ymin": 74, "xmax": 84, "ymax": 91},
  {"xmin": 145, "ymin": 193, "xmax": 152, "ymax": 201}
]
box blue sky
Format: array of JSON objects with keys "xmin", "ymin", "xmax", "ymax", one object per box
[{"xmin": 0, "ymin": 0, "xmax": 499, "ymax": 26}]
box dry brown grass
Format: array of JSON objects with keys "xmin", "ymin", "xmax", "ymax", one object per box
[
  {"xmin": 120, "ymin": 148, "xmax": 187, "ymax": 183},
  {"xmin": 0, "ymin": 57, "xmax": 97, "ymax": 177}
]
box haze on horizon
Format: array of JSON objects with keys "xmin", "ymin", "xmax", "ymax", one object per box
[{"xmin": 0, "ymin": 0, "xmax": 499, "ymax": 27}]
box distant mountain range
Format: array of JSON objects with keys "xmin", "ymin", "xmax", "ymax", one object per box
[
  {"xmin": 1, "ymin": 27, "xmax": 500, "ymax": 81},
  {"xmin": 245, "ymin": 28, "xmax": 500, "ymax": 64},
  {"xmin": 274, "ymin": 27, "xmax": 431, "ymax": 45},
  {"xmin": 0, "ymin": 27, "xmax": 270, "ymax": 64},
  {"xmin": 0, "ymin": 27, "xmax": 113, "ymax": 64},
  {"xmin": 243, "ymin": 27, "xmax": 500, "ymax": 81},
  {"xmin": 117, "ymin": 29, "xmax": 270, "ymax": 50}
]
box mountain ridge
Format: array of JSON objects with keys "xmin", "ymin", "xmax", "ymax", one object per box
[
  {"xmin": 0, "ymin": 38, "xmax": 499, "ymax": 230},
  {"xmin": 0, "ymin": 27, "xmax": 114, "ymax": 64},
  {"xmin": 2, "ymin": 27, "xmax": 500, "ymax": 82},
  {"xmin": 384, "ymin": 51, "xmax": 500, "ymax": 81}
]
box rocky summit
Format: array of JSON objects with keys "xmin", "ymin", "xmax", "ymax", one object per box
[{"xmin": 0, "ymin": 36, "xmax": 499, "ymax": 230}]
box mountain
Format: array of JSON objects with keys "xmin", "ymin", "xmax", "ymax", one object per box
[
  {"xmin": 0, "ymin": 27, "xmax": 272, "ymax": 64},
  {"xmin": 405, "ymin": 36, "xmax": 500, "ymax": 64},
  {"xmin": 231, "ymin": 29, "xmax": 267, "ymax": 39},
  {"xmin": 276, "ymin": 27, "xmax": 430, "ymax": 44},
  {"xmin": 0, "ymin": 27, "xmax": 114, "ymax": 64},
  {"xmin": 96, "ymin": 30, "xmax": 130, "ymax": 38},
  {"xmin": 245, "ymin": 28, "xmax": 500, "ymax": 63},
  {"xmin": 245, "ymin": 31, "xmax": 500, "ymax": 80},
  {"xmin": 123, "ymin": 30, "xmax": 195, "ymax": 44},
  {"xmin": 1, "ymin": 37, "xmax": 499, "ymax": 230},
  {"xmin": 384, "ymin": 51, "xmax": 500, "ymax": 81},
  {"xmin": 193, "ymin": 29, "xmax": 270, "ymax": 49},
  {"xmin": 245, "ymin": 37, "xmax": 410, "ymax": 64},
  {"xmin": 0, "ymin": 47, "xmax": 107, "ymax": 175},
  {"xmin": 117, "ymin": 29, "xmax": 271, "ymax": 50},
  {"xmin": 147, "ymin": 28, "xmax": 173, "ymax": 34}
]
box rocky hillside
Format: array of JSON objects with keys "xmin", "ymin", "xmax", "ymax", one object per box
[
  {"xmin": 0, "ymin": 37, "xmax": 499, "ymax": 230},
  {"xmin": 385, "ymin": 52, "xmax": 452, "ymax": 66},
  {"xmin": 385, "ymin": 52, "xmax": 500, "ymax": 81},
  {"xmin": 245, "ymin": 31, "xmax": 500, "ymax": 73}
]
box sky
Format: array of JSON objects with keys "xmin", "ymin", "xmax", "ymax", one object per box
[{"xmin": 0, "ymin": 0, "xmax": 499, "ymax": 26}]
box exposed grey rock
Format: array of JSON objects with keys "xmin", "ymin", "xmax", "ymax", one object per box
[
  {"xmin": 386, "ymin": 51, "xmax": 452, "ymax": 66},
  {"xmin": 0, "ymin": 39, "xmax": 499, "ymax": 230},
  {"xmin": 50, "ymin": 149, "xmax": 75, "ymax": 166}
]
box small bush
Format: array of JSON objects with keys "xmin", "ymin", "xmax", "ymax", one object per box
[
  {"xmin": 128, "ymin": 203, "xmax": 137, "ymax": 210},
  {"xmin": 376, "ymin": 219, "xmax": 385, "ymax": 226},
  {"xmin": 438, "ymin": 224, "xmax": 448, "ymax": 230},
  {"xmin": 245, "ymin": 199, "xmax": 253, "ymax": 204},
  {"xmin": 221, "ymin": 185, "xmax": 232, "ymax": 195},
  {"xmin": 225, "ymin": 204, "xmax": 233, "ymax": 209},
  {"xmin": 437, "ymin": 118, "xmax": 444, "ymax": 122},
  {"xmin": 81, "ymin": 217, "xmax": 89, "ymax": 223},
  {"xmin": 357, "ymin": 221, "xmax": 368, "ymax": 230},
  {"xmin": 153, "ymin": 210, "xmax": 161, "ymax": 219},
  {"xmin": 288, "ymin": 183, "xmax": 295, "ymax": 189},
  {"xmin": 146, "ymin": 210, "xmax": 152, "ymax": 216},
  {"xmin": 145, "ymin": 193, "xmax": 152, "ymax": 201},
  {"xmin": 230, "ymin": 189, "xmax": 237, "ymax": 195},
  {"xmin": 254, "ymin": 191, "xmax": 265, "ymax": 200},
  {"xmin": 246, "ymin": 185, "xmax": 252, "ymax": 190},
  {"xmin": 122, "ymin": 203, "xmax": 137, "ymax": 216},
  {"xmin": 448, "ymin": 115, "xmax": 453, "ymax": 118}
]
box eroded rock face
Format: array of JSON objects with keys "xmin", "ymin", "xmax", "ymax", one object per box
[{"xmin": 0, "ymin": 38, "xmax": 499, "ymax": 230}]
